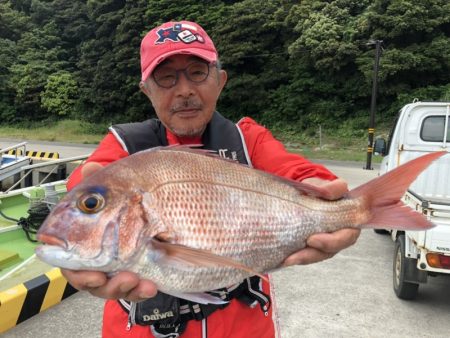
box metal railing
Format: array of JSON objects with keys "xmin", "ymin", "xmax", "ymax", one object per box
[
  {"xmin": 2, "ymin": 154, "xmax": 90, "ymax": 193},
  {"xmin": 0, "ymin": 142, "xmax": 27, "ymax": 158}
]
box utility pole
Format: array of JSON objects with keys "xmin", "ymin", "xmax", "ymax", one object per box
[{"xmin": 365, "ymin": 39, "xmax": 382, "ymax": 170}]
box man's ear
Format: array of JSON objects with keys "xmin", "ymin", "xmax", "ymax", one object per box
[
  {"xmin": 140, "ymin": 81, "xmax": 151, "ymax": 98},
  {"xmin": 218, "ymin": 70, "xmax": 227, "ymax": 91}
]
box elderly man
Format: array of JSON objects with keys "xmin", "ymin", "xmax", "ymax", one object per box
[{"xmin": 63, "ymin": 20, "xmax": 359, "ymax": 338}]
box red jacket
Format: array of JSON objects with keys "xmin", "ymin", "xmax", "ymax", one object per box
[{"xmin": 67, "ymin": 117, "xmax": 336, "ymax": 338}]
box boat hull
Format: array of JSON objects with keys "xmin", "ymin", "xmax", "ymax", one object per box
[{"xmin": 0, "ymin": 182, "xmax": 78, "ymax": 333}]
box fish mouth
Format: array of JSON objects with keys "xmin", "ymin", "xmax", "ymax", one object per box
[
  {"xmin": 34, "ymin": 234, "xmax": 78, "ymax": 268},
  {"xmin": 35, "ymin": 221, "xmax": 120, "ymax": 271},
  {"xmin": 37, "ymin": 234, "xmax": 68, "ymax": 249}
]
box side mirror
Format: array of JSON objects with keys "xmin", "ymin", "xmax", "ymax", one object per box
[{"xmin": 374, "ymin": 138, "xmax": 387, "ymax": 156}]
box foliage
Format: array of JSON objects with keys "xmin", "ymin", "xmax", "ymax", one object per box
[
  {"xmin": 0, "ymin": 0, "xmax": 448, "ymax": 137},
  {"xmin": 41, "ymin": 71, "xmax": 79, "ymax": 117}
]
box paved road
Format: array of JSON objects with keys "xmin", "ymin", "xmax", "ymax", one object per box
[
  {"xmin": 2, "ymin": 141, "xmax": 449, "ymax": 338},
  {"xmin": 0, "ymin": 139, "xmax": 96, "ymax": 158}
]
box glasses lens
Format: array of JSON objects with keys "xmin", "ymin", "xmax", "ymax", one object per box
[
  {"xmin": 152, "ymin": 61, "xmax": 211, "ymax": 88},
  {"xmin": 153, "ymin": 67, "xmax": 177, "ymax": 88},
  {"xmin": 186, "ymin": 62, "xmax": 209, "ymax": 83}
]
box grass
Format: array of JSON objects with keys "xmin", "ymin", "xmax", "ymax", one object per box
[
  {"xmin": 0, "ymin": 120, "xmax": 106, "ymax": 144},
  {"xmin": 272, "ymin": 129, "xmax": 386, "ymax": 163},
  {"xmin": 0, "ymin": 119, "xmax": 385, "ymax": 162},
  {"xmin": 289, "ymin": 146, "xmax": 382, "ymax": 163}
]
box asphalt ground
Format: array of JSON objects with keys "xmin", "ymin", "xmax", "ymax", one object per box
[{"xmin": 1, "ymin": 140, "xmax": 449, "ymax": 338}]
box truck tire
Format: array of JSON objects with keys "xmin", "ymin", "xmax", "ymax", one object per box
[
  {"xmin": 393, "ymin": 235, "xmax": 419, "ymax": 300},
  {"xmin": 374, "ymin": 229, "xmax": 389, "ymax": 234}
]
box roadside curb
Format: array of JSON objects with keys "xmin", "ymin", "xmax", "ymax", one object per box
[{"xmin": 0, "ymin": 268, "xmax": 77, "ymax": 334}]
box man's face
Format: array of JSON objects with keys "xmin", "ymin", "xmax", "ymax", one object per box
[{"xmin": 140, "ymin": 54, "xmax": 227, "ymax": 137}]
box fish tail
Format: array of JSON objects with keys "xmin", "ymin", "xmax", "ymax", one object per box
[{"xmin": 347, "ymin": 151, "xmax": 446, "ymax": 230}]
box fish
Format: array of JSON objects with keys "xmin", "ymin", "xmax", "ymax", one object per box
[{"xmin": 35, "ymin": 147, "xmax": 446, "ymax": 303}]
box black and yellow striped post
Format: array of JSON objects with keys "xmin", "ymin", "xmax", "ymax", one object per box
[
  {"xmin": 365, "ymin": 39, "xmax": 383, "ymax": 170},
  {"xmin": 0, "ymin": 268, "xmax": 77, "ymax": 333},
  {"xmin": 366, "ymin": 127, "xmax": 375, "ymax": 168}
]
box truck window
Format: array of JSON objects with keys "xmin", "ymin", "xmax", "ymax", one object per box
[{"xmin": 420, "ymin": 116, "xmax": 450, "ymax": 142}]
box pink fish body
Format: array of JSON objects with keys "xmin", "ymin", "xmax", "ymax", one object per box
[{"xmin": 36, "ymin": 147, "xmax": 445, "ymax": 300}]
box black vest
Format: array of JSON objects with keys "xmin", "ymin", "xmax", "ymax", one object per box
[{"xmin": 110, "ymin": 111, "xmax": 250, "ymax": 165}]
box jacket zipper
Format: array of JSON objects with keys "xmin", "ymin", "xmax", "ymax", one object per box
[{"xmin": 126, "ymin": 301, "xmax": 137, "ymax": 331}]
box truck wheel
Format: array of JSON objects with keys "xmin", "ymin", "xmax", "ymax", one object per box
[
  {"xmin": 393, "ymin": 235, "xmax": 419, "ymax": 300},
  {"xmin": 374, "ymin": 229, "xmax": 389, "ymax": 234}
]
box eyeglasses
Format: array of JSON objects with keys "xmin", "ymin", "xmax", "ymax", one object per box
[{"xmin": 152, "ymin": 61, "xmax": 215, "ymax": 89}]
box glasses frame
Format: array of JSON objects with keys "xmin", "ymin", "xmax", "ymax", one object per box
[{"xmin": 152, "ymin": 61, "xmax": 217, "ymax": 89}]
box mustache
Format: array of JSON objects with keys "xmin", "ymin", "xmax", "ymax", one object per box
[{"xmin": 170, "ymin": 99, "xmax": 202, "ymax": 113}]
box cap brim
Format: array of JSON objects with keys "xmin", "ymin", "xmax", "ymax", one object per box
[{"xmin": 141, "ymin": 48, "xmax": 217, "ymax": 82}]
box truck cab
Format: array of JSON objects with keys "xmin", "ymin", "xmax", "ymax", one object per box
[{"xmin": 375, "ymin": 101, "xmax": 450, "ymax": 299}]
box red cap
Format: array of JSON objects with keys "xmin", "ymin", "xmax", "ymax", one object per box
[{"xmin": 140, "ymin": 21, "xmax": 218, "ymax": 81}]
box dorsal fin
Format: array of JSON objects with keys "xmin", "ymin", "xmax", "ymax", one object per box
[{"xmin": 143, "ymin": 145, "xmax": 339, "ymax": 199}]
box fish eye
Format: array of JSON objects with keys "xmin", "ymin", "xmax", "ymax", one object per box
[{"xmin": 77, "ymin": 193, "xmax": 105, "ymax": 214}]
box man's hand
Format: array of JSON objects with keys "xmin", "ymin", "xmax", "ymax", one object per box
[
  {"xmin": 61, "ymin": 269, "xmax": 158, "ymax": 302},
  {"xmin": 61, "ymin": 162, "xmax": 158, "ymax": 301},
  {"xmin": 282, "ymin": 177, "xmax": 361, "ymax": 266}
]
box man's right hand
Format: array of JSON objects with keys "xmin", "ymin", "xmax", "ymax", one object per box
[
  {"xmin": 61, "ymin": 269, "xmax": 158, "ymax": 302},
  {"xmin": 61, "ymin": 162, "xmax": 158, "ymax": 302}
]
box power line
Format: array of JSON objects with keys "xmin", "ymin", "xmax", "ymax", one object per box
[{"xmin": 226, "ymin": 52, "xmax": 289, "ymax": 59}]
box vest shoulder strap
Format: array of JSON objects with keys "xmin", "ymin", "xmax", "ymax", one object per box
[
  {"xmin": 202, "ymin": 111, "xmax": 250, "ymax": 166},
  {"xmin": 109, "ymin": 119, "xmax": 167, "ymax": 154}
]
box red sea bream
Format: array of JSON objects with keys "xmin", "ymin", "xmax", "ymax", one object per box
[{"xmin": 35, "ymin": 147, "xmax": 445, "ymax": 302}]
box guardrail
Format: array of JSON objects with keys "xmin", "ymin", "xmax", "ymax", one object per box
[
  {"xmin": 1, "ymin": 154, "xmax": 90, "ymax": 193},
  {"xmin": 0, "ymin": 142, "xmax": 27, "ymax": 157}
]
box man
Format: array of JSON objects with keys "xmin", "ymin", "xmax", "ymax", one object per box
[{"xmin": 63, "ymin": 21, "xmax": 359, "ymax": 337}]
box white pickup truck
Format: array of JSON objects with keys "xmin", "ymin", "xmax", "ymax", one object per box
[{"xmin": 374, "ymin": 101, "xmax": 450, "ymax": 300}]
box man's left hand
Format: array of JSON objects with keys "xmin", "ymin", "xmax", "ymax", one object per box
[{"xmin": 282, "ymin": 177, "xmax": 361, "ymax": 266}]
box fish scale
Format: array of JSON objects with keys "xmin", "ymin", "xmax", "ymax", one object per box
[{"xmin": 135, "ymin": 175, "xmax": 356, "ymax": 292}]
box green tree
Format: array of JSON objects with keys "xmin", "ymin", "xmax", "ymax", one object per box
[
  {"xmin": 0, "ymin": 0, "xmax": 32, "ymax": 121},
  {"xmin": 29, "ymin": 0, "xmax": 53, "ymax": 25},
  {"xmin": 9, "ymin": 0, "xmax": 32, "ymax": 14},
  {"xmin": 270, "ymin": 0, "xmax": 370, "ymax": 130},
  {"xmin": 41, "ymin": 71, "xmax": 79, "ymax": 118},
  {"xmin": 77, "ymin": 0, "xmax": 127, "ymax": 121},
  {"xmin": 50, "ymin": 0, "xmax": 94, "ymax": 69},
  {"xmin": 10, "ymin": 21, "xmax": 68, "ymax": 121},
  {"xmin": 108, "ymin": 0, "xmax": 153, "ymax": 122},
  {"xmin": 0, "ymin": 0, "xmax": 32, "ymax": 40},
  {"xmin": 361, "ymin": 0, "xmax": 450, "ymax": 116},
  {"xmin": 287, "ymin": 0, "xmax": 367, "ymax": 71},
  {"xmin": 213, "ymin": 0, "xmax": 292, "ymax": 121},
  {"xmin": 0, "ymin": 0, "xmax": 449, "ymax": 134}
]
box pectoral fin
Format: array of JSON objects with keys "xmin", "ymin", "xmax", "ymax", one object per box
[{"xmin": 149, "ymin": 238, "xmax": 268, "ymax": 282}]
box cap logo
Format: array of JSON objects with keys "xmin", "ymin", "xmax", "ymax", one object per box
[{"xmin": 155, "ymin": 23, "xmax": 205, "ymax": 45}]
